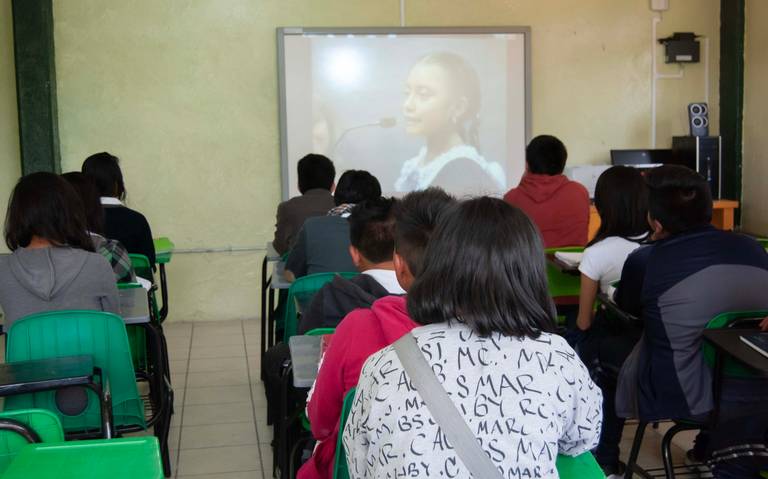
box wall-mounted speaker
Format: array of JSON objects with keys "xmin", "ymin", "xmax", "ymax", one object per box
[{"xmin": 688, "ymin": 102, "xmax": 709, "ymax": 137}]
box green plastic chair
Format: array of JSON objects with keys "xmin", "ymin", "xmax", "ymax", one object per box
[
  {"xmin": 4, "ymin": 311, "xmax": 146, "ymax": 434},
  {"xmin": 283, "ymin": 272, "xmax": 358, "ymax": 342},
  {"xmin": 1, "ymin": 436, "xmax": 163, "ymax": 479},
  {"xmin": 332, "ymin": 387, "xmax": 604, "ymax": 479},
  {"xmin": 703, "ymin": 310, "xmax": 768, "ymax": 378},
  {"xmin": 545, "ymin": 246, "xmax": 584, "ymax": 298},
  {"xmin": 128, "ymin": 254, "xmax": 162, "ymax": 323},
  {"xmin": 0, "ymin": 409, "xmax": 64, "ymax": 473}
]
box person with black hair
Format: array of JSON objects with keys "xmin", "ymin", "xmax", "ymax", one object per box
[
  {"xmin": 343, "ymin": 197, "xmax": 602, "ymax": 479},
  {"xmin": 284, "ymin": 170, "xmax": 381, "ymax": 281},
  {"xmin": 0, "ymin": 173, "xmax": 119, "ymax": 328},
  {"xmin": 82, "ymin": 152, "xmax": 156, "ymax": 265},
  {"xmin": 299, "ymin": 188, "xmax": 455, "ymax": 479},
  {"xmin": 62, "ymin": 172, "xmax": 136, "ymax": 283},
  {"xmin": 592, "ymin": 165, "xmax": 768, "ymax": 477},
  {"xmin": 504, "ymin": 135, "xmax": 590, "ymax": 248},
  {"xmin": 273, "ymin": 154, "xmax": 336, "ymax": 255}
]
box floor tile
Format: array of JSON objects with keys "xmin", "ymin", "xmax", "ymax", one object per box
[
  {"xmin": 187, "ymin": 369, "xmax": 249, "ymax": 388},
  {"xmin": 182, "ymin": 402, "xmax": 254, "ymax": 426},
  {"xmin": 188, "ymin": 357, "xmax": 248, "ymax": 373},
  {"xmin": 170, "ymin": 359, "xmax": 189, "ymax": 373},
  {"xmin": 180, "ymin": 422, "xmax": 258, "ymax": 449},
  {"xmin": 177, "ymin": 445, "xmax": 260, "ymax": 475},
  {"xmin": 192, "ymin": 334, "xmax": 244, "ymax": 347},
  {"xmin": 177, "ymin": 471, "xmax": 263, "ymax": 478},
  {"xmin": 190, "ymin": 344, "xmax": 246, "ymax": 359},
  {"xmin": 184, "ymin": 385, "xmax": 252, "ymax": 405}
]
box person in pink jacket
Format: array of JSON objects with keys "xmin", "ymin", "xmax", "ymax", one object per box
[{"xmin": 298, "ymin": 188, "xmax": 457, "ymax": 479}]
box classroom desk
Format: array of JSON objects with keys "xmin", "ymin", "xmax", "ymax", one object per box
[
  {"xmin": 288, "ymin": 334, "xmax": 323, "ymax": 388},
  {"xmin": 703, "ymin": 329, "xmax": 768, "ymax": 424},
  {"xmin": 261, "ymin": 242, "xmax": 283, "ymax": 359},
  {"xmin": 588, "ymin": 199, "xmax": 740, "ymax": 241},
  {"xmin": 118, "ymin": 287, "xmax": 151, "ymax": 325},
  {"xmin": 546, "ymin": 253, "xmax": 580, "ymax": 276},
  {"xmin": 264, "ymin": 261, "xmax": 292, "ymax": 352},
  {"xmin": 0, "ymin": 356, "xmax": 113, "ymax": 439},
  {"xmin": 152, "ymin": 237, "xmax": 174, "ymax": 322}
]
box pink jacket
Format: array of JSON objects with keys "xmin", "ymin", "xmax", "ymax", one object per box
[{"xmin": 298, "ymin": 295, "xmax": 416, "ymax": 479}]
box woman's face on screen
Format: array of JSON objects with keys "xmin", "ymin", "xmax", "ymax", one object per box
[{"xmin": 403, "ymin": 62, "xmax": 460, "ymax": 138}]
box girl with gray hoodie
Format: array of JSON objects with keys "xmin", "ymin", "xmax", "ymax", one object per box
[{"xmin": 0, "ymin": 172, "xmax": 119, "ymax": 330}]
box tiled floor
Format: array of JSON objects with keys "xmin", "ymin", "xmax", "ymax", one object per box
[{"xmin": 161, "ymin": 320, "xmax": 692, "ymax": 478}]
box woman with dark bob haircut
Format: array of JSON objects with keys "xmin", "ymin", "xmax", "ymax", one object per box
[
  {"xmin": 344, "ymin": 197, "xmax": 603, "ymax": 479},
  {"xmin": 0, "ymin": 172, "xmax": 119, "ymax": 329},
  {"xmin": 82, "ymin": 152, "xmax": 156, "ymax": 266}
]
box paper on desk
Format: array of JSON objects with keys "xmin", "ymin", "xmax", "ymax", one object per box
[
  {"xmin": 554, "ymin": 251, "xmax": 583, "ymax": 268},
  {"xmin": 136, "ymin": 277, "xmax": 152, "ymax": 291}
]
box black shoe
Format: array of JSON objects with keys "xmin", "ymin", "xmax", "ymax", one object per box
[{"xmin": 600, "ymin": 461, "xmax": 626, "ymax": 478}]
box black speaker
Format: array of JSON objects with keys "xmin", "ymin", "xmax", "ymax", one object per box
[
  {"xmin": 688, "ymin": 102, "xmax": 709, "ymax": 137},
  {"xmin": 672, "ymin": 136, "xmax": 721, "ymax": 198}
]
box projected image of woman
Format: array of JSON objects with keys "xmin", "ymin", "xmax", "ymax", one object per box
[{"xmin": 395, "ymin": 52, "xmax": 506, "ymax": 194}]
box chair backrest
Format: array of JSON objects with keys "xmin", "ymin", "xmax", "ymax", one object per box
[
  {"xmin": 0, "ymin": 409, "xmax": 63, "ymax": 473},
  {"xmin": 283, "ymin": 272, "xmax": 358, "ymax": 341},
  {"xmin": 545, "ymin": 247, "xmax": 584, "ymax": 298},
  {"xmin": 129, "ymin": 254, "xmax": 153, "ymax": 283},
  {"xmin": 333, "ymin": 387, "xmax": 357, "ymax": 479},
  {"xmin": 4, "ymin": 310, "xmax": 146, "ymax": 433},
  {"xmin": 555, "ymin": 452, "xmax": 605, "ymax": 478},
  {"xmin": 704, "ymin": 310, "xmax": 767, "ymax": 378}
]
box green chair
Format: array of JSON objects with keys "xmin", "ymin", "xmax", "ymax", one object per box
[
  {"xmin": 545, "ymin": 246, "xmax": 584, "ymax": 298},
  {"xmin": 704, "ymin": 310, "xmax": 767, "ymax": 377},
  {"xmin": 128, "ymin": 254, "xmax": 163, "ymax": 323},
  {"xmin": 0, "ymin": 409, "xmax": 64, "ymax": 473},
  {"xmin": 1, "ymin": 437, "xmax": 163, "ymax": 479},
  {"xmin": 4, "ymin": 311, "xmax": 146, "ymax": 434},
  {"xmin": 332, "ymin": 387, "xmax": 603, "ymax": 479},
  {"xmin": 283, "ymin": 272, "xmax": 358, "ymax": 342}
]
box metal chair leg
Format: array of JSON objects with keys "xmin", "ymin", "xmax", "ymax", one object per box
[{"xmin": 625, "ymin": 421, "xmax": 648, "ymax": 479}]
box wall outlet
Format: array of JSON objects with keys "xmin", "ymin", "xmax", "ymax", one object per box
[{"xmin": 651, "ymin": 0, "xmax": 670, "ymax": 11}]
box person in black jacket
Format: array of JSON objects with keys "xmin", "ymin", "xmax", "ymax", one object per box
[{"xmin": 82, "ymin": 152, "xmax": 156, "ymax": 267}]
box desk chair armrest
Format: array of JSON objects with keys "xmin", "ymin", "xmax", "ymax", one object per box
[
  {"xmin": 0, "ymin": 419, "xmax": 43, "ymax": 443},
  {"xmin": 597, "ymin": 292, "xmax": 641, "ymax": 325}
]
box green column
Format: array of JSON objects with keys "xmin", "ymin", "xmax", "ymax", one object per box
[
  {"xmin": 12, "ymin": 0, "xmax": 60, "ymax": 175},
  {"xmin": 719, "ymin": 0, "xmax": 745, "ymax": 213}
]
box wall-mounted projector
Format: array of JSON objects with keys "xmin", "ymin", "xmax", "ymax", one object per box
[{"xmin": 658, "ymin": 32, "xmax": 700, "ymax": 63}]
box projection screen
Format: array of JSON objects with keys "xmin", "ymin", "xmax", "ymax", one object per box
[{"xmin": 278, "ymin": 27, "xmax": 531, "ymax": 199}]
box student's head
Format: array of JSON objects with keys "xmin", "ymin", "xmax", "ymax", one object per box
[
  {"xmin": 61, "ymin": 172, "xmax": 105, "ymax": 236},
  {"xmin": 645, "ymin": 165, "xmax": 712, "ymax": 237},
  {"xmin": 403, "ymin": 51, "xmax": 481, "ymax": 148},
  {"xmin": 526, "ymin": 135, "xmax": 568, "ymax": 175},
  {"xmin": 590, "ymin": 166, "xmax": 650, "ymax": 245},
  {"xmin": 5, "ymin": 172, "xmax": 95, "ymax": 252},
  {"xmin": 348, "ymin": 197, "xmax": 397, "ymax": 271},
  {"xmin": 297, "ymin": 154, "xmax": 335, "ymax": 194},
  {"xmin": 81, "ymin": 152, "xmax": 126, "ymax": 200},
  {"xmin": 333, "ymin": 170, "xmax": 381, "ymax": 206},
  {"xmin": 392, "ymin": 187, "xmax": 456, "ymax": 291},
  {"xmin": 408, "ymin": 197, "xmax": 556, "ymax": 338}
]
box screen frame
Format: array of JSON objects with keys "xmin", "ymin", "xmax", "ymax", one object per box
[{"xmin": 276, "ymin": 26, "xmax": 532, "ymax": 200}]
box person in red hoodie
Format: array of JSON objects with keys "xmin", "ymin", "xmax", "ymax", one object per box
[
  {"xmin": 298, "ymin": 188, "xmax": 457, "ymax": 479},
  {"xmin": 504, "ymin": 135, "xmax": 590, "ymax": 248}
]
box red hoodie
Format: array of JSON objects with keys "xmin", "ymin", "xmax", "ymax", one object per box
[
  {"xmin": 504, "ymin": 172, "xmax": 590, "ymax": 248},
  {"xmin": 298, "ymin": 295, "xmax": 416, "ymax": 479}
]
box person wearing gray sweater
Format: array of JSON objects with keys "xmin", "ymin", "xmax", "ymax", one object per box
[{"xmin": 0, "ymin": 172, "xmax": 120, "ymax": 330}]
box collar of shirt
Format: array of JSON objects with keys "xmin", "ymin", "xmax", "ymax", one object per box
[
  {"xmin": 100, "ymin": 197, "xmax": 123, "ymax": 206},
  {"xmin": 362, "ymin": 269, "xmax": 406, "ymax": 295}
]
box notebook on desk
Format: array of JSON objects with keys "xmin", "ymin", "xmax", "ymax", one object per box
[
  {"xmin": 740, "ymin": 333, "xmax": 768, "ymax": 359},
  {"xmin": 554, "ymin": 251, "xmax": 583, "ymax": 268}
]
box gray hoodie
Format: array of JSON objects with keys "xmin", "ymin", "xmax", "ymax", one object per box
[{"xmin": 0, "ymin": 247, "xmax": 120, "ymax": 329}]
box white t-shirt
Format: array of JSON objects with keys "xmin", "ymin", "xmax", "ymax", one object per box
[
  {"xmin": 343, "ymin": 322, "xmax": 603, "ymax": 479},
  {"xmin": 578, "ymin": 235, "xmax": 646, "ymax": 293}
]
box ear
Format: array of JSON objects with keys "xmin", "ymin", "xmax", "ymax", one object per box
[
  {"xmin": 451, "ymin": 96, "xmax": 469, "ymax": 122},
  {"xmin": 393, "ymin": 251, "xmax": 414, "ymax": 291},
  {"xmin": 648, "ymin": 214, "xmax": 665, "ymax": 240},
  {"xmin": 331, "ymin": 182, "xmax": 336, "ymax": 193},
  {"xmin": 349, "ymin": 245, "xmax": 363, "ymax": 269}
]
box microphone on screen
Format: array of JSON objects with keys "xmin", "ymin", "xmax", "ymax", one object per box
[{"xmin": 333, "ymin": 117, "xmax": 398, "ymax": 153}]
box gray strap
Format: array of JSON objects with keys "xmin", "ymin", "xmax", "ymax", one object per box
[{"xmin": 393, "ymin": 333, "xmax": 503, "ymax": 479}]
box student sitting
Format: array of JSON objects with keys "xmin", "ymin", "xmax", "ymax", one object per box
[
  {"xmin": 298, "ymin": 188, "xmax": 456, "ymax": 479},
  {"xmin": 285, "ymin": 170, "xmax": 380, "ymax": 281},
  {"xmin": 82, "ymin": 152, "xmax": 156, "ymax": 266},
  {"xmin": 273, "ymin": 154, "xmax": 336, "ymax": 255},
  {"xmin": 0, "ymin": 173, "xmax": 120, "ymax": 329},
  {"xmin": 343, "ymin": 197, "xmax": 602, "ymax": 479},
  {"xmin": 504, "ymin": 135, "xmax": 589, "ymax": 248},
  {"xmin": 598, "ymin": 165, "xmax": 768, "ymax": 477},
  {"xmin": 297, "ymin": 197, "xmax": 404, "ymax": 335},
  {"xmin": 62, "ymin": 172, "xmax": 136, "ymax": 283}
]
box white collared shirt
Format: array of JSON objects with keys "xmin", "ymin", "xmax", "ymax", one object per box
[
  {"xmin": 362, "ymin": 269, "xmax": 405, "ymax": 295},
  {"xmin": 100, "ymin": 197, "xmax": 123, "ymax": 206}
]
